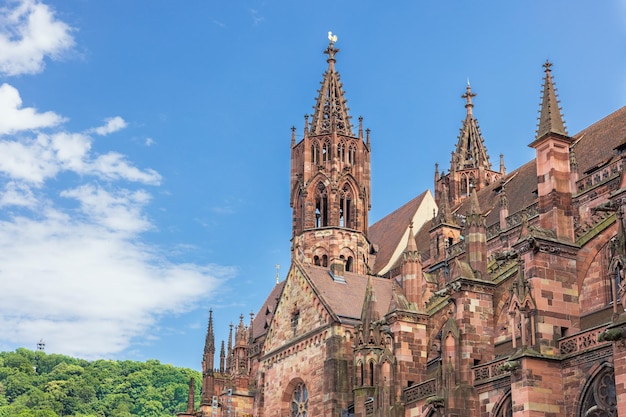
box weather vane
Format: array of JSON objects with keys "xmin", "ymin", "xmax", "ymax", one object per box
[{"xmin": 328, "ymin": 31, "xmax": 338, "ymax": 44}]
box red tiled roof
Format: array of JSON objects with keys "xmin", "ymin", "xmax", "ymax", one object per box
[
  {"xmin": 252, "ymin": 280, "xmax": 286, "ymax": 340},
  {"xmin": 301, "ymin": 265, "xmax": 393, "ymax": 321}
]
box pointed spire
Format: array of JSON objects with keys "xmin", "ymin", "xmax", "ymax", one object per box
[
  {"xmin": 360, "ymin": 277, "xmax": 380, "ymax": 344},
  {"xmin": 406, "ymin": 222, "xmax": 418, "ymax": 253},
  {"xmin": 499, "ymin": 153, "xmax": 506, "ymax": 175},
  {"xmin": 248, "ymin": 311, "xmax": 254, "ymax": 343},
  {"xmin": 499, "ymin": 180, "xmax": 509, "ymax": 230},
  {"xmin": 227, "ymin": 323, "xmax": 233, "ymax": 353},
  {"xmin": 358, "ymin": 116, "xmax": 363, "ymax": 140},
  {"xmin": 187, "ymin": 377, "xmax": 195, "ymax": 413},
  {"xmin": 219, "ymin": 340, "xmax": 225, "ymax": 373},
  {"xmin": 469, "ymin": 189, "xmax": 481, "ymax": 215},
  {"xmin": 434, "ymin": 183, "xmax": 455, "ymax": 226},
  {"xmin": 309, "ymin": 36, "xmax": 353, "ymax": 136},
  {"xmin": 204, "ymin": 309, "xmax": 215, "ymax": 354},
  {"xmin": 236, "ymin": 314, "xmax": 246, "ymax": 344},
  {"xmin": 453, "ymin": 83, "xmax": 492, "ymax": 172},
  {"xmin": 536, "ymin": 61, "xmax": 568, "ymax": 139}
]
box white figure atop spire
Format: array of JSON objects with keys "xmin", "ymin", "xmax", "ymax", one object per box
[{"xmin": 328, "ymin": 31, "xmax": 338, "ymax": 44}]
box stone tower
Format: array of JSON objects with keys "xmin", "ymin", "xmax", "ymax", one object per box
[
  {"xmin": 435, "ymin": 83, "xmax": 504, "ymax": 207},
  {"xmin": 290, "ymin": 38, "xmax": 372, "ymax": 275}
]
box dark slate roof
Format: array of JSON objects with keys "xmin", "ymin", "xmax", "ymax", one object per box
[
  {"xmin": 301, "ymin": 264, "xmax": 393, "ymax": 321},
  {"xmin": 252, "ymin": 280, "xmax": 286, "ymax": 340},
  {"xmin": 369, "ymin": 190, "xmax": 430, "ymax": 274},
  {"xmin": 571, "ymin": 106, "xmax": 626, "ymax": 175}
]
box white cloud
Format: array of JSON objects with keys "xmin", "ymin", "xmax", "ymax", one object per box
[
  {"xmin": 145, "ymin": 137, "xmax": 155, "ymax": 146},
  {"xmin": 0, "ymin": 1, "xmax": 224, "ymax": 361},
  {"xmin": 0, "ymin": 128, "xmax": 161, "ymax": 186},
  {"xmin": 0, "ymin": 83, "xmax": 65, "ymax": 135},
  {"xmin": 91, "ymin": 116, "xmax": 128, "ymax": 136},
  {"xmin": 0, "ymin": 0, "xmax": 75, "ymax": 76},
  {"xmin": 0, "ymin": 181, "xmax": 36, "ymax": 208},
  {"xmin": 0, "ymin": 82, "xmax": 223, "ymax": 359},
  {"xmin": 61, "ymin": 185, "xmax": 152, "ymax": 234},
  {"xmin": 90, "ymin": 152, "xmax": 161, "ymax": 185}
]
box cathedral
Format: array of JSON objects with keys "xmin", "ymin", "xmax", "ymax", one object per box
[{"xmin": 178, "ymin": 38, "xmax": 626, "ymax": 417}]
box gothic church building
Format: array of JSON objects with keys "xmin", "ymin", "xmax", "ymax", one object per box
[{"xmin": 179, "ymin": 39, "xmax": 626, "ymax": 417}]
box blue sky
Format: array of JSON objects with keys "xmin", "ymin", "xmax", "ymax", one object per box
[{"xmin": 0, "ymin": 0, "xmax": 624, "ymax": 370}]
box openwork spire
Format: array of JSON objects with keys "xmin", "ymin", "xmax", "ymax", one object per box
[
  {"xmin": 309, "ymin": 35, "xmax": 353, "ymax": 136},
  {"xmin": 536, "ymin": 61, "xmax": 568, "ymax": 139},
  {"xmin": 453, "ymin": 83, "xmax": 491, "ymax": 171}
]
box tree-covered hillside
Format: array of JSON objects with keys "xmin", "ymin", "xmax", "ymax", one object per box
[{"xmin": 0, "ymin": 348, "xmax": 200, "ymax": 417}]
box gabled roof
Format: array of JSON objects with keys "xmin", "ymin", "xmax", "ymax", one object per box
[
  {"xmin": 301, "ymin": 265, "xmax": 392, "ymax": 322},
  {"xmin": 369, "ymin": 190, "xmax": 436, "ymax": 275},
  {"xmin": 252, "ymin": 280, "xmax": 286, "ymax": 340}
]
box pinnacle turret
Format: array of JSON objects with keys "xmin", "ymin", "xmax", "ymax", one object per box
[
  {"xmin": 360, "ymin": 277, "xmax": 380, "ymax": 344},
  {"xmin": 536, "ymin": 61, "xmax": 568, "ymax": 140},
  {"xmin": 453, "ymin": 83, "xmax": 491, "ymax": 172},
  {"xmin": 204, "ymin": 309, "xmax": 215, "ymax": 354}
]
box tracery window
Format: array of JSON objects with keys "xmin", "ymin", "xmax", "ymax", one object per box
[
  {"xmin": 348, "ymin": 145, "xmax": 356, "ymax": 165},
  {"xmin": 322, "ymin": 140, "xmax": 330, "ymax": 162},
  {"xmin": 460, "ymin": 173, "xmax": 468, "ymax": 196},
  {"xmin": 337, "ymin": 142, "xmax": 345, "ymax": 162},
  {"xmin": 311, "ymin": 142, "xmax": 320, "ymax": 165},
  {"xmin": 339, "ymin": 184, "xmax": 353, "ymax": 228},
  {"xmin": 315, "ymin": 182, "xmax": 328, "ymax": 228},
  {"xmin": 579, "ymin": 366, "xmax": 617, "ymax": 417},
  {"xmin": 291, "ymin": 383, "xmax": 308, "ymax": 417}
]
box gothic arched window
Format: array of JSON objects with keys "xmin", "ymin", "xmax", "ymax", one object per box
[
  {"xmin": 337, "ymin": 142, "xmax": 345, "ymax": 162},
  {"xmin": 493, "ymin": 392, "xmax": 512, "ymax": 417},
  {"xmin": 311, "ymin": 142, "xmax": 320, "ymax": 166},
  {"xmin": 339, "ymin": 184, "xmax": 353, "ymax": 228},
  {"xmin": 315, "ymin": 182, "xmax": 328, "ymax": 228},
  {"xmin": 322, "ymin": 140, "xmax": 330, "ymax": 162},
  {"xmin": 579, "ymin": 366, "xmax": 616, "ymax": 417},
  {"xmin": 460, "ymin": 173, "xmax": 468, "ymax": 196},
  {"xmin": 346, "ymin": 256, "xmax": 353, "ymax": 272},
  {"xmin": 291, "ymin": 383, "xmax": 308, "ymax": 417},
  {"xmin": 348, "ymin": 144, "xmax": 356, "ymax": 165}
]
